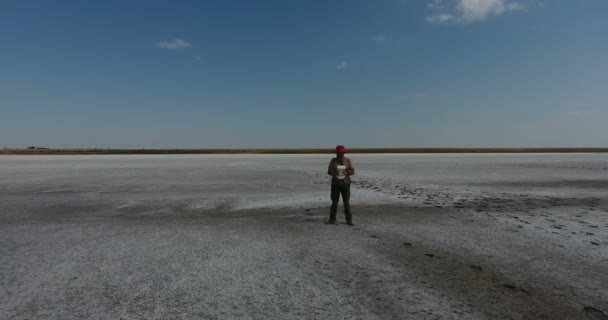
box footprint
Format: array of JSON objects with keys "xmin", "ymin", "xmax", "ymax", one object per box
[
  {"xmin": 470, "ymin": 265, "xmax": 483, "ymax": 272},
  {"xmin": 583, "ymin": 306, "xmax": 608, "ymax": 319}
]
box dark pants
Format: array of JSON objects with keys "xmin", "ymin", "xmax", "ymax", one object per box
[{"xmin": 329, "ymin": 183, "xmax": 352, "ymax": 222}]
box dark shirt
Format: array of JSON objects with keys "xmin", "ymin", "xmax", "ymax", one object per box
[{"xmin": 327, "ymin": 157, "xmax": 354, "ymax": 185}]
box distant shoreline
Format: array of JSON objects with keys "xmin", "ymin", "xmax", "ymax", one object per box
[{"xmin": 1, "ymin": 148, "xmax": 608, "ymax": 155}]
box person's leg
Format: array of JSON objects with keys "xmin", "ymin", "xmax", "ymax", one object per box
[
  {"xmin": 328, "ymin": 184, "xmax": 340, "ymax": 223},
  {"xmin": 341, "ymin": 184, "xmax": 353, "ymax": 224}
]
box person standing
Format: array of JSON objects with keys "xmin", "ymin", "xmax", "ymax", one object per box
[{"xmin": 326, "ymin": 145, "xmax": 355, "ymax": 225}]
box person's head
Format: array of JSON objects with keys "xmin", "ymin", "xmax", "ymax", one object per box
[{"xmin": 336, "ymin": 145, "xmax": 346, "ymax": 158}]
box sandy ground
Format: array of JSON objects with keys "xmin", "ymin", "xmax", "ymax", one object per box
[{"xmin": 1, "ymin": 154, "xmax": 607, "ymax": 319}]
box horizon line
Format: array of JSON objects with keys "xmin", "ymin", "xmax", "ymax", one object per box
[{"xmin": 2, "ymin": 147, "xmax": 608, "ymax": 155}]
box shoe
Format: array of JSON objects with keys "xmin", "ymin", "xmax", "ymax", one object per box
[
  {"xmin": 346, "ymin": 221, "xmax": 355, "ymax": 226},
  {"xmin": 325, "ymin": 220, "xmax": 336, "ymax": 225}
]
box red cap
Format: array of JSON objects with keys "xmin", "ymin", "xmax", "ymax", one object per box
[{"xmin": 336, "ymin": 145, "xmax": 346, "ymax": 153}]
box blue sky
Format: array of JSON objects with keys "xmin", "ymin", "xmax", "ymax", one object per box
[{"xmin": 1, "ymin": 0, "xmax": 607, "ymax": 148}]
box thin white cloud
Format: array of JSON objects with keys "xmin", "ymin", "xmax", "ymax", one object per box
[
  {"xmin": 336, "ymin": 61, "xmax": 348, "ymax": 70},
  {"xmin": 427, "ymin": 0, "xmax": 447, "ymax": 10},
  {"xmin": 505, "ymin": 2, "xmax": 525, "ymax": 11},
  {"xmin": 155, "ymin": 38, "xmax": 191, "ymax": 50},
  {"xmin": 426, "ymin": 13, "xmax": 454, "ymax": 23},
  {"xmin": 458, "ymin": 0, "xmax": 520, "ymax": 21},
  {"xmin": 426, "ymin": 0, "xmax": 527, "ymax": 24},
  {"xmin": 372, "ymin": 34, "xmax": 387, "ymax": 44},
  {"xmin": 195, "ymin": 56, "xmax": 202, "ymax": 60}
]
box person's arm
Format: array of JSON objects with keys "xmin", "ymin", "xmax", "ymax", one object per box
[
  {"xmin": 327, "ymin": 159, "xmax": 337, "ymax": 176},
  {"xmin": 347, "ymin": 158, "xmax": 355, "ymax": 176}
]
